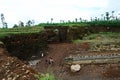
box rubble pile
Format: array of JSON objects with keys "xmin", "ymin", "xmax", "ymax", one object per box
[
  {"xmin": 0, "ymin": 43, "xmax": 39, "ymax": 80},
  {"xmin": 0, "ymin": 56, "xmax": 38, "ymax": 80}
]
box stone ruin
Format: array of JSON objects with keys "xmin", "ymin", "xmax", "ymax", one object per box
[{"xmin": 89, "ymin": 42, "xmax": 120, "ymax": 51}]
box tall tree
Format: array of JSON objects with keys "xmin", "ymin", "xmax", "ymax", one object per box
[
  {"xmin": 1, "ymin": 13, "xmax": 7, "ymax": 28},
  {"xmin": 19, "ymin": 21, "xmax": 24, "ymax": 27},
  {"xmin": 90, "ymin": 17, "xmax": 93, "ymax": 21},
  {"xmin": 79, "ymin": 18, "xmax": 82, "ymax": 22},
  {"xmin": 68, "ymin": 20, "xmax": 71, "ymax": 23},
  {"xmin": 106, "ymin": 12, "xmax": 110, "ymax": 20},
  {"xmin": 51, "ymin": 18, "xmax": 53, "ymax": 23},
  {"xmin": 4, "ymin": 22, "xmax": 8, "ymax": 28},
  {"xmin": 26, "ymin": 20, "xmax": 32, "ymax": 26},
  {"xmin": 13, "ymin": 24, "xmax": 18, "ymax": 28},
  {"xmin": 75, "ymin": 18, "xmax": 77, "ymax": 22},
  {"xmin": 95, "ymin": 17, "xmax": 97, "ymax": 21}
]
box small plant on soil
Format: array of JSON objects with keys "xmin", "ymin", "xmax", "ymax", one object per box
[{"xmin": 35, "ymin": 73, "xmax": 55, "ymax": 80}]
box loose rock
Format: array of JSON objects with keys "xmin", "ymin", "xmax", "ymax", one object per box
[{"xmin": 70, "ymin": 64, "xmax": 81, "ymax": 72}]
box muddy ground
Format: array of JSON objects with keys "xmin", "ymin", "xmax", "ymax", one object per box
[{"xmin": 34, "ymin": 43, "xmax": 120, "ymax": 80}]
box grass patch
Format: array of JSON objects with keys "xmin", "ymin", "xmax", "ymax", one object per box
[
  {"xmin": 35, "ymin": 66, "xmax": 55, "ymax": 80},
  {"xmin": 35, "ymin": 66, "xmax": 62, "ymax": 80},
  {"xmin": 38, "ymin": 22, "xmax": 90, "ymax": 27},
  {"xmin": 72, "ymin": 39, "xmax": 82, "ymax": 44},
  {"xmin": 73, "ymin": 32, "xmax": 120, "ymax": 44},
  {"xmin": 0, "ymin": 26, "xmax": 44, "ymax": 38},
  {"xmin": 35, "ymin": 73, "xmax": 55, "ymax": 80}
]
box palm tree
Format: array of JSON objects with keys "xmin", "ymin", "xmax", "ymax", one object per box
[{"xmin": 1, "ymin": 13, "xmax": 5, "ymax": 28}]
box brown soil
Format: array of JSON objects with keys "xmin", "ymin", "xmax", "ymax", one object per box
[
  {"xmin": 0, "ymin": 47, "xmax": 38, "ymax": 80},
  {"xmin": 0, "ymin": 42, "xmax": 120, "ymax": 80},
  {"xmin": 36, "ymin": 43, "xmax": 74, "ymax": 72},
  {"xmin": 35, "ymin": 43, "xmax": 120, "ymax": 80}
]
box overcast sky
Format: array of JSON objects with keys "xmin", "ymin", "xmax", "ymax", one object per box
[{"xmin": 0, "ymin": 0, "xmax": 120, "ymax": 27}]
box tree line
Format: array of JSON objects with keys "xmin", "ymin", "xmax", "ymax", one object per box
[
  {"xmin": 1, "ymin": 11, "xmax": 120, "ymax": 28},
  {"xmin": 0, "ymin": 13, "xmax": 35, "ymax": 28},
  {"xmin": 13, "ymin": 20, "xmax": 35, "ymax": 28}
]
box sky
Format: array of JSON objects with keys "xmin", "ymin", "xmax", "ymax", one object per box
[{"xmin": 0, "ymin": 0, "xmax": 120, "ymax": 28}]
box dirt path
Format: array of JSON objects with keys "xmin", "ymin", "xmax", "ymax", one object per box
[{"xmin": 36, "ymin": 43, "xmax": 73, "ymax": 73}]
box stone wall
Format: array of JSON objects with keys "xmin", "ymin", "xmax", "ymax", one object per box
[
  {"xmin": 89, "ymin": 42, "xmax": 120, "ymax": 51},
  {"xmin": 65, "ymin": 53, "xmax": 120, "ymax": 64}
]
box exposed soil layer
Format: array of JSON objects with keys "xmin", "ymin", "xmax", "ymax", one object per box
[
  {"xmin": 0, "ymin": 26, "xmax": 119, "ymax": 61},
  {"xmin": 0, "ymin": 32, "xmax": 48, "ymax": 60},
  {"xmin": 0, "ymin": 26, "xmax": 120, "ymax": 80},
  {"xmin": 35, "ymin": 43, "xmax": 120, "ymax": 80}
]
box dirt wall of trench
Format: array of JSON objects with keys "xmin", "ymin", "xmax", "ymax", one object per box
[
  {"xmin": 0, "ymin": 26, "xmax": 119, "ymax": 60},
  {"xmin": 44, "ymin": 26, "xmax": 120, "ymax": 42},
  {"xmin": 68, "ymin": 26, "xmax": 120, "ymax": 40},
  {"xmin": 0, "ymin": 32, "xmax": 48, "ymax": 60}
]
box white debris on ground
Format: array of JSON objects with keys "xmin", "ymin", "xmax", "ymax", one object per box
[
  {"xmin": 70, "ymin": 64, "xmax": 81, "ymax": 72},
  {"xmin": 28, "ymin": 59, "xmax": 41, "ymax": 66}
]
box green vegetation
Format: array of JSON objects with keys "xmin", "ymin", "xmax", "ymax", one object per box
[
  {"xmin": 73, "ymin": 32, "xmax": 120, "ymax": 44},
  {"xmin": 72, "ymin": 39, "xmax": 82, "ymax": 44},
  {"xmin": 35, "ymin": 19, "xmax": 120, "ymax": 29},
  {"xmin": 35, "ymin": 11, "xmax": 120, "ymax": 27},
  {"xmin": 37, "ymin": 22, "xmax": 90, "ymax": 27},
  {"xmin": 35, "ymin": 67, "xmax": 55, "ymax": 80},
  {"xmin": 1, "ymin": 11, "xmax": 120, "ymax": 28},
  {"xmin": 87, "ymin": 20, "xmax": 120, "ymax": 27},
  {"xmin": 0, "ymin": 13, "xmax": 120, "ymax": 39},
  {"xmin": 35, "ymin": 73, "xmax": 55, "ymax": 80},
  {"xmin": 0, "ymin": 26, "xmax": 44, "ymax": 38},
  {"xmin": 84, "ymin": 32, "xmax": 120, "ymax": 39}
]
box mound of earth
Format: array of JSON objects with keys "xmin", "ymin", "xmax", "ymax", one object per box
[{"xmin": 0, "ymin": 44, "xmax": 38, "ymax": 80}]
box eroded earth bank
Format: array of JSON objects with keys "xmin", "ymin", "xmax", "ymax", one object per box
[{"xmin": 0, "ymin": 26, "xmax": 120, "ymax": 80}]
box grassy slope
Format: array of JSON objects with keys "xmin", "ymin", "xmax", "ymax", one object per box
[
  {"xmin": 73, "ymin": 32, "xmax": 120, "ymax": 44},
  {"xmin": 0, "ymin": 20, "xmax": 120, "ymax": 38},
  {"xmin": 0, "ymin": 26, "xmax": 44, "ymax": 38}
]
